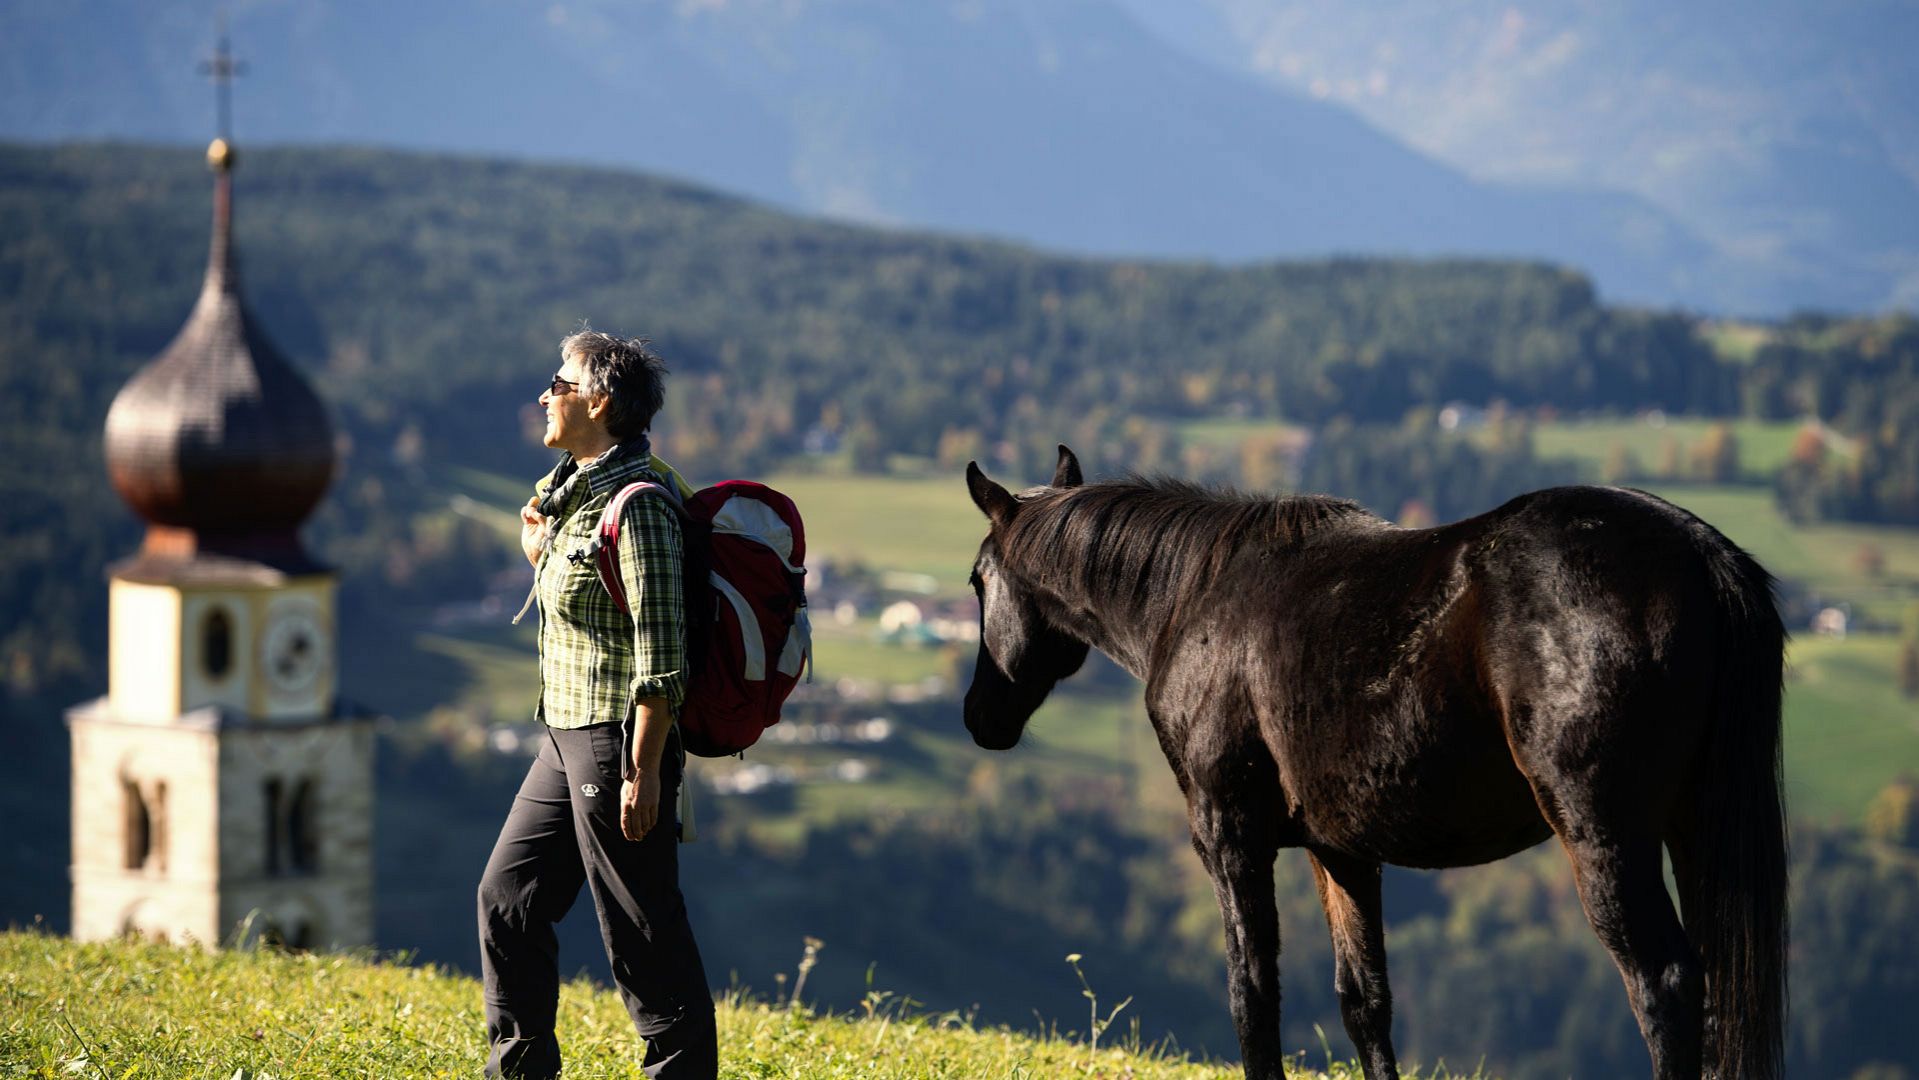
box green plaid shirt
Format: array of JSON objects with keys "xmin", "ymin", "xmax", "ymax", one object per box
[{"xmin": 532, "ymin": 451, "xmax": 686, "ymax": 729}]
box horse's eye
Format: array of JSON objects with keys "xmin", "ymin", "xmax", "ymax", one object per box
[{"xmin": 968, "ymin": 571, "xmax": 984, "ymax": 591}]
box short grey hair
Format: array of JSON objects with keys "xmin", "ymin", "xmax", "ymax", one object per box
[{"xmin": 560, "ymin": 329, "xmax": 669, "ymax": 441}]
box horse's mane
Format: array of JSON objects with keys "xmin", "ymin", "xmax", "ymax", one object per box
[{"xmin": 999, "ymin": 475, "xmax": 1381, "ymax": 623}]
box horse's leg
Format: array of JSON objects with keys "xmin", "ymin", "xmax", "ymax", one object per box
[
  {"xmin": 1554, "ymin": 831, "xmax": 1704, "ymax": 1078},
  {"xmin": 1188, "ymin": 782, "xmax": 1285, "ymax": 1080},
  {"xmin": 1307, "ymin": 850, "xmax": 1400, "ymax": 1080}
]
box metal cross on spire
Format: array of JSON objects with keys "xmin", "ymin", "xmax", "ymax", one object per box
[{"xmin": 198, "ymin": 14, "xmax": 248, "ymax": 143}]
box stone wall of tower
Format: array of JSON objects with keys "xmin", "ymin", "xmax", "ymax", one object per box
[
  {"xmin": 216, "ymin": 720, "xmax": 376, "ymax": 949},
  {"xmin": 68, "ymin": 707, "xmax": 377, "ymax": 948},
  {"xmin": 69, "ymin": 713, "xmax": 221, "ymax": 944}
]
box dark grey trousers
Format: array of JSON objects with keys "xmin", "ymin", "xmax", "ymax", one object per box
[{"xmin": 478, "ymin": 723, "xmax": 716, "ymax": 1079}]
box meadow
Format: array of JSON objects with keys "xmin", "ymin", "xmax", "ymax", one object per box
[{"xmin": 0, "ymin": 930, "xmax": 1439, "ymax": 1079}]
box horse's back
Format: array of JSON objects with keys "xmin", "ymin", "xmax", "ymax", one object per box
[
  {"xmin": 1189, "ymin": 484, "xmax": 1770, "ymax": 865},
  {"xmin": 1440, "ymin": 485, "xmax": 1771, "ymax": 833}
]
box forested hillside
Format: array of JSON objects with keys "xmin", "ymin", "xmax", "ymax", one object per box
[{"xmin": 0, "ymin": 141, "xmax": 1722, "ymax": 693}]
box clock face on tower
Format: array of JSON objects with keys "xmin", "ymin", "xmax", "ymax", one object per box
[{"xmin": 261, "ymin": 607, "xmax": 327, "ymax": 695}]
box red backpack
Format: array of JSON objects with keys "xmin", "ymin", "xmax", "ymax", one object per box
[{"xmin": 595, "ymin": 479, "xmax": 812, "ymax": 757}]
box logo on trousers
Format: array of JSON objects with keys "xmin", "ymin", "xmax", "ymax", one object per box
[{"xmin": 580, "ymin": 784, "xmax": 601, "ymax": 798}]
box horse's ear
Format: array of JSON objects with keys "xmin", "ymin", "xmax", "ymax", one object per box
[
  {"xmin": 966, "ymin": 460, "xmax": 1017, "ymax": 524},
  {"xmin": 1051, "ymin": 444, "xmax": 1083, "ymax": 489}
]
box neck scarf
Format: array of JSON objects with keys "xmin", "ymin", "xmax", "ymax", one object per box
[
  {"xmin": 513, "ymin": 433, "xmax": 651, "ymax": 625},
  {"xmin": 536, "ymin": 433, "xmax": 651, "ymax": 520}
]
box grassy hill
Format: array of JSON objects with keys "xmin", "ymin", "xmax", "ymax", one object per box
[{"xmin": 0, "ymin": 930, "xmax": 1450, "ymax": 1079}]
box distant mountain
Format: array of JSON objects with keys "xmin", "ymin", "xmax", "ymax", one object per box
[
  {"xmin": 1117, "ymin": 0, "xmax": 1919, "ymax": 315},
  {"xmin": 4, "ymin": 0, "xmax": 1739, "ymax": 309}
]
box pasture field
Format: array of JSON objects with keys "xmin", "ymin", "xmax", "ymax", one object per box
[
  {"xmin": 2, "ymin": 930, "xmax": 1424, "ymax": 1079},
  {"xmin": 1531, "ymin": 416, "xmax": 1814, "ymax": 476},
  {"xmin": 1175, "ymin": 418, "xmax": 1313, "ymax": 452},
  {"xmin": 1778, "ymin": 634, "xmax": 1919, "ymax": 823},
  {"xmin": 1644, "ymin": 484, "xmax": 1919, "ymax": 626},
  {"xmin": 759, "ymin": 467, "xmax": 990, "ymax": 592},
  {"xmin": 404, "ymin": 463, "xmax": 1918, "ymax": 828},
  {"xmin": 808, "ymin": 616, "xmax": 959, "ymax": 687},
  {"xmin": 438, "ymin": 462, "xmax": 989, "ymax": 591}
]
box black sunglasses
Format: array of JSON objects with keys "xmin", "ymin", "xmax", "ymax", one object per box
[{"xmin": 547, "ymin": 374, "xmax": 578, "ymax": 396}]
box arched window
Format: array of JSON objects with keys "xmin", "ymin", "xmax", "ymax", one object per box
[
  {"xmin": 289, "ymin": 778, "xmax": 320, "ymax": 873},
  {"xmin": 201, "ymin": 606, "xmax": 233, "ymax": 680},
  {"xmin": 123, "ymin": 778, "xmax": 150, "ymax": 871},
  {"xmin": 264, "ymin": 778, "xmax": 284, "ymax": 876}
]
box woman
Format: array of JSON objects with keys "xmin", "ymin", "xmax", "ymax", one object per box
[{"xmin": 477, "ymin": 330, "xmax": 715, "ymax": 1079}]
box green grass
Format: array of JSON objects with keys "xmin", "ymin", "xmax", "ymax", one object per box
[
  {"xmin": 0, "ymin": 930, "xmax": 1425, "ymax": 1079},
  {"xmin": 760, "ymin": 469, "xmax": 988, "ymax": 593},
  {"xmin": 435, "ymin": 462, "xmax": 991, "ymax": 595},
  {"xmin": 1591, "ymin": 485, "xmax": 1919, "ymax": 823},
  {"xmin": 1531, "ymin": 416, "xmax": 1810, "ymax": 477},
  {"xmin": 1646, "ymin": 484, "xmax": 1919, "ymax": 625},
  {"xmin": 414, "ymin": 630, "xmax": 542, "ymax": 720},
  {"xmin": 809, "ymin": 617, "xmax": 960, "ymax": 687},
  {"xmin": 1781, "ymin": 635, "xmax": 1919, "ymax": 823},
  {"xmin": 1701, "ymin": 321, "xmax": 1776, "ymax": 363},
  {"xmin": 1174, "ymin": 418, "xmax": 1311, "ymax": 451}
]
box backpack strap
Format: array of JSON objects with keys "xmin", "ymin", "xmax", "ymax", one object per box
[{"xmin": 594, "ymin": 480, "xmax": 686, "ymax": 615}]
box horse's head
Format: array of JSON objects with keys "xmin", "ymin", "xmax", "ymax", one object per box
[{"xmin": 961, "ymin": 446, "xmax": 1091, "ymax": 751}]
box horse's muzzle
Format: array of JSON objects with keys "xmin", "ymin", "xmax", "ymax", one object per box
[{"xmin": 963, "ymin": 695, "xmax": 1025, "ymax": 751}]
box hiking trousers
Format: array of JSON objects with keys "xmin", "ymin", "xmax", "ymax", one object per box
[{"xmin": 478, "ymin": 723, "xmax": 716, "ymax": 1079}]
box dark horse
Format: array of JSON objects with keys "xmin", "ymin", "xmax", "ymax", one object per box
[{"xmin": 962, "ymin": 446, "xmax": 1786, "ymax": 1080}]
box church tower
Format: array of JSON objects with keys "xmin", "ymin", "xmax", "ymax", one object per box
[{"xmin": 69, "ymin": 60, "xmax": 373, "ymax": 948}]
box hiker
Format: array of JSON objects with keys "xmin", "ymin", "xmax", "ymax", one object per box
[{"xmin": 477, "ymin": 330, "xmax": 717, "ymax": 1079}]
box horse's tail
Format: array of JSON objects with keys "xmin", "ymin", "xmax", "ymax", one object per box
[{"xmin": 1686, "ymin": 540, "xmax": 1789, "ymax": 1080}]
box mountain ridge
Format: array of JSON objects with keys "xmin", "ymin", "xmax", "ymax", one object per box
[{"xmin": 5, "ymin": 0, "xmax": 1736, "ymax": 309}]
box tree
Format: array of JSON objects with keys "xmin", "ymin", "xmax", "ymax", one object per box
[
  {"xmin": 1790, "ymin": 423, "xmax": 1829, "ymax": 467},
  {"xmin": 1865, "ymin": 777, "xmax": 1919, "ymax": 848},
  {"xmin": 1600, "ymin": 442, "xmax": 1640, "ymax": 485},
  {"xmin": 1690, "ymin": 423, "xmax": 1741, "ymax": 483},
  {"xmin": 1855, "ymin": 544, "xmax": 1889, "ymax": 579},
  {"xmin": 1238, "ymin": 432, "xmax": 1295, "ymax": 493}
]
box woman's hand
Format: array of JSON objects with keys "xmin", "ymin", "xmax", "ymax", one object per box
[
  {"xmin": 621, "ymin": 770, "xmax": 661, "ymax": 841},
  {"xmin": 520, "ymin": 497, "xmax": 548, "ymax": 567}
]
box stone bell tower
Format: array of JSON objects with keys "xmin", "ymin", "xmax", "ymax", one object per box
[{"xmin": 68, "ymin": 51, "xmax": 373, "ymax": 948}]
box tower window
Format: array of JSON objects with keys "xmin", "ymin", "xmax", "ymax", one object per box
[
  {"xmin": 289, "ymin": 778, "xmax": 320, "ymax": 873},
  {"xmin": 265, "ymin": 776, "xmax": 320, "ymax": 876},
  {"xmin": 201, "ymin": 606, "xmax": 234, "ymax": 680},
  {"xmin": 121, "ymin": 777, "xmax": 166, "ymax": 875},
  {"xmin": 264, "ymin": 778, "xmax": 284, "ymax": 876},
  {"xmin": 123, "ymin": 778, "xmax": 150, "ymax": 871}
]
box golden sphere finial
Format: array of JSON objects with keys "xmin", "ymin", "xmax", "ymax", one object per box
[{"xmin": 207, "ymin": 137, "xmax": 235, "ymax": 173}]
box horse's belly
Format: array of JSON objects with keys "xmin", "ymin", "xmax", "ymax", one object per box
[
  {"xmin": 1364, "ymin": 797, "xmax": 1553, "ymax": 869},
  {"xmin": 1293, "ymin": 730, "xmax": 1552, "ymax": 869}
]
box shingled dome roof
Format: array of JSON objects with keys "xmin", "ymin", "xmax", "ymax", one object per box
[{"xmin": 104, "ymin": 140, "xmax": 335, "ymax": 550}]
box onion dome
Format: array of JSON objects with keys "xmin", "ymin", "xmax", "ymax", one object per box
[{"xmin": 104, "ymin": 139, "xmax": 334, "ymax": 571}]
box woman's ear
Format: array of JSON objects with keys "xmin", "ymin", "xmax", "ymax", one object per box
[{"xmin": 585, "ymin": 393, "xmax": 611, "ymax": 423}]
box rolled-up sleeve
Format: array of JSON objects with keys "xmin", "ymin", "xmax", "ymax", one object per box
[{"xmin": 617, "ymin": 493, "xmax": 687, "ymax": 714}]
